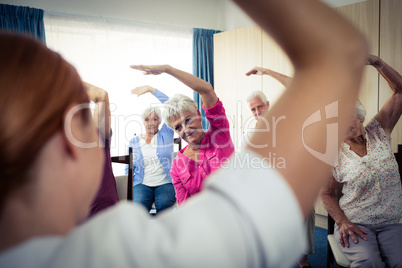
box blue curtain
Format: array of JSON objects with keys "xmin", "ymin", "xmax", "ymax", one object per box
[
  {"xmin": 0, "ymin": 4, "xmax": 46, "ymax": 42},
  {"xmin": 193, "ymin": 28, "xmax": 221, "ymax": 130}
]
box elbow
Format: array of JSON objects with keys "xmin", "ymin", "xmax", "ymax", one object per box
[
  {"xmin": 341, "ymin": 33, "xmax": 369, "ymax": 69},
  {"xmin": 199, "ymin": 82, "xmax": 214, "ymax": 95}
]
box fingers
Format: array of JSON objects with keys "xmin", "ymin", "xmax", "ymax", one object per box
[
  {"xmin": 340, "ymin": 232, "xmax": 348, "ymax": 248},
  {"xmin": 245, "ymin": 69, "xmax": 257, "ymax": 76},
  {"xmin": 357, "ymin": 227, "xmax": 368, "ymax": 241},
  {"xmin": 349, "ymin": 231, "xmax": 359, "ymax": 245},
  {"xmin": 130, "ymin": 64, "xmax": 143, "ymax": 70}
]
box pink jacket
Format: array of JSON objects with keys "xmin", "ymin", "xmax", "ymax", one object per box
[{"xmin": 170, "ymin": 100, "xmax": 234, "ymax": 205}]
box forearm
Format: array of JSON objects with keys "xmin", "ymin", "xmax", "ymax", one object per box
[
  {"xmin": 164, "ymin": 65, "xmax": 218, "ymax": 108},
  {"xmin": 85, "ymin": 82, "xmax": 111, "ymax": 138},
  {"xmin": 263, "ymin": 68, "xmax": 292, "ymax": 88},
  {"xmin": 152, "ymin": 88, "xmax": 169, "ymax": 104},
  {"xmin": 320, "ymin": 194, "xmax": 349, "ymax": 226},
  {"xmin": 370, "ymin": 57, "xmax": 402, "ymax": 93}
]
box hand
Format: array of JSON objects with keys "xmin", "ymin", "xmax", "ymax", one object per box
[
  {"xmin": 366, "ymin": 54, "xmax": 380, "ymax": 66},
  {"xmin": 84, "ymin": 82, "xmax": 107, "ymax": 103},
  {"xmin": 130, "ymin": 64, "xmax": 168, "ymax": 75},
  {"xmin": 131, "ymin": 85, "xmax": 155, "ymax": 96},
  {"xmin": 245, "ymin": 66, "xmax": 266, "ymax": 76},
  {"xmin": 337, "ymin": 220, "xmax": 368, "ymax": 248}
]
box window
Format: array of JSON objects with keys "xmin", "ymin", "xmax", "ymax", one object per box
[{"xmin": 45, "ymin": 14, "xmax": 192, "ymax": 174}]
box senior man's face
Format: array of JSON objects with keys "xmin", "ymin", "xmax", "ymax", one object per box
[
  {"xmin": 171, "ymin": 110, "xmax": 205, "ymax": 146},
  {"xmin": 249, "ymin": 97, "xmax": 269, "ymax": 120}
]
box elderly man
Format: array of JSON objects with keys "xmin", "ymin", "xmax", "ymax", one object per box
[
  {"xmin": 245, "ymin": 66, "xmax": 291, "ymax": 121},
  {"xmin": 245, "ymin": 67, "xmax": 314, "ymax": 268}
]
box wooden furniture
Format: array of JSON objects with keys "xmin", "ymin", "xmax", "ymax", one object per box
[
  {"xmin": 111, "ymin": 147, "xmax": 133, "ymax": 200},
  {"xmin": 113, "ymin": 138, "xmax": 181, "ymax": 212},
  {"xmin": 213, "ymin": 0, "xmax": 402, "ymax": 152}
]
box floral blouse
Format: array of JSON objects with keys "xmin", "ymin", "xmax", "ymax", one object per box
[{"xmin": 332, "ymin": 118, "xmax": 402, "ymax": 225}]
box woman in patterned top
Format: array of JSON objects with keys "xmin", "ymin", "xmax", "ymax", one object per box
[{"xmin": 320, "ymin": 55, "xmax": 402, "ymax": 268}]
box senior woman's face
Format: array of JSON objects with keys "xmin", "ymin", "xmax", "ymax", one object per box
[
  {"xmin": 344, "ymin": 112, "xmax": 365, "ymax": 141},
  {"xmin": 171, "ymin": 110, "xmax": 204, "ymax": 146},
  {"xmin": 144, "ymin": 112, "xmax": 160, "ymax": 135}
]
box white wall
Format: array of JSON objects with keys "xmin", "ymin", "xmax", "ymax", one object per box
[{"xmin": 0, "ymin": 0, "xmax": 367, "ymax": 31}]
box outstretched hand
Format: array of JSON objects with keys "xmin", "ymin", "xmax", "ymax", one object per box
[
  {"xmin": 338, "ymin": 220, "xmax": 368, "ymax": 248},
  {"xmin": 245, "ymin": 66, "xmax": 265, "ymax": 76},
  {"xmin": 131, "ymin": 85, "xmax": 155, "ymax": 96},
  {"xmin": 130, "ymin": 64, "xmax": 168, "ymax": 75},
  {"xmin": 366, "ymin": 54, "xmax": 380, "ymax": 66}
]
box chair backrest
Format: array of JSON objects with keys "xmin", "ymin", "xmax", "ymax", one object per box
[
  {"xmin": 174, "ymin": 137, "xmax": 182, "ymax": 151},
  {"xmin": 327, "ymin": 181, "xmax": 347, "ymax": 268},
  {"xmin": 395, "ymin": 144, "xmax": 402, "ymax": 179},
  {"xmin": 111, "ymin": 147, "xmax": 133, "ymax": 200}
]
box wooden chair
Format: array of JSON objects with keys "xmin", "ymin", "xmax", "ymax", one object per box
[
  {"xmin": 174, "ymin": 137, "xmax": 182, "ymax": 151},
  {"xmin": 113, "ymin": 138, "xmax": 181, "ymax": 212},
  {"xmin": 327, "ymin": 144, "xmax": 402, "ymax": 268},
  {"xmin": 111, "ymin": 147, "xmax": 133, "ymax": 200},
  {"xmin": 327, "ymin": 215, "xmax": 351, "ymax": 268}
]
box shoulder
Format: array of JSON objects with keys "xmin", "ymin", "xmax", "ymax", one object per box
[{"xmin": 365, "ymin": 118, "xmax": 390, "ymax": 140}]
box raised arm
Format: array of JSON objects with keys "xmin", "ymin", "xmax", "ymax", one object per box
[
  {"xmin": 320, "ymin": 177, "xmax": 367, "ymax": 248},
  {"xmin": 368, "ymin": 55, "xmax": 402, "ymax": 135},
  {"xmin": 130, "ymin": 65, "xmax": 218, "ymax": 108},
  {"xmin": 236, "ymin": 0, "xmax": 368, "ymax": 217},
  {"xmin": 246, "ymin": 66, "xmax": 292, "ymax": 88},
  {"xmin": 131, "ymin": 85, "xmax": 169, "ymax": 104},
  {"xmin": 84, "ymin": 82, "xmax": 111, "ymax": 139}
]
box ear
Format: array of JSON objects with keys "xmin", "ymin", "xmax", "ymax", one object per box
[
  {"xmin": 266, "ymin": 101, "xmax": 270, "ymax": 109},
  {"xmin": 197, "ymin": 110, "xmax": 201, "ymax": 116}
]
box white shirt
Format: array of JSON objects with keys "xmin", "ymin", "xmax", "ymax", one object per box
[
  {"xmin": 140, "ymin": 136, "xmax": 170, "ymax": 187},
  {"xmin": 0, "ymin": 150, "xmax": 306, "ymax": 268}
]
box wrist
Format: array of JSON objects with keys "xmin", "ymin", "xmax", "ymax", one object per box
[{"xmin": 164, "ymin": 65, "xmax": 173, "ymax": 74}]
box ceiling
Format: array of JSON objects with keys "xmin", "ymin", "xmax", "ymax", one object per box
[{"xmin": 0, "ymin": 0, "xmax": 368, "ymax": 30}]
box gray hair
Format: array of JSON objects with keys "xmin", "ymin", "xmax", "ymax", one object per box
[
  {"xmin": 355, "ymin": 100, "xmax": 366, "ymax": 122},
  {"xmin": 246, "ymin": 90, "xmax": 268, "ymax": 107},
  {"xmin": 162, "ymin": 94, "xmax": 198, "ymax": 129},
  {"xmin": 142, "ymin": 106, "xmax": 162, "ymax": 122}
]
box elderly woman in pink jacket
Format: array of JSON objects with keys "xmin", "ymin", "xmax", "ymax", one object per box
[{"xmin": 131, "ymin": 64, "xmax": 234, "ymax": 205}]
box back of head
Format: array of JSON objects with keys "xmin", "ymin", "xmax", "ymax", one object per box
[
  {"xmin": 246, "ymin": 90, "xmax": 268, "ymax": 107},
  {"xmin": 0, "ymin": 33, "xmax": 89, "ymax": 212},
  {"xmin": 162, "ymin": 94, "xmax": 198, "ymax": 129}
]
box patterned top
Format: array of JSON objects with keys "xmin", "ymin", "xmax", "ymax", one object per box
[{"xmin": 332, "ymin": 118, "xmax": 402, "ymax": 225}]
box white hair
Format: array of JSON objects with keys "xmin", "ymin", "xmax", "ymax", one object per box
[
  {"xmin": 162, "ymin": 94, "xmax": 198, "ymax": 129},
  {"xmin": 142, "ymin": 106, "xmax": 162, "ymax": 123},
  {"xmin": 246, "ymin": 90, "xmax": 268, "ymax": 107},
  {"xmin": 355, "ymin": 99, "xmax": 366, "ymax": 122}
]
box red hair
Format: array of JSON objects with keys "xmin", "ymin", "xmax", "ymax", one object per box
[{"xmin": 0, "ymin": 33, "xmax": 89, "ymax": 211}]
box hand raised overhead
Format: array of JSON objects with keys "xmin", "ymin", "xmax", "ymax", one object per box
[
  {"xmin": 131, "ymin": 85, "xmax": 155, "ymax": 96},
  {"xmin": 130, "ymin": 64, "xmax": 168, "ymax": 75},
  {"xmin": 245, "ymin": 66, "xmax": 266, "ymax": 76}
]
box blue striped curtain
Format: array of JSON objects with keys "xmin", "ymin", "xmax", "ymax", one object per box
[
  {"xmin": 193, "ymin": 28, "xmax": 221, "ymax": 130},
  {"xmin": 0, "ymin": 4, "xmax": 46, "ymax": 42}
]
